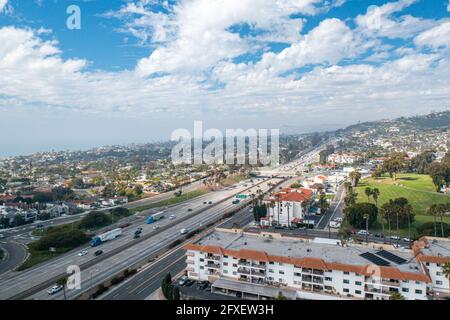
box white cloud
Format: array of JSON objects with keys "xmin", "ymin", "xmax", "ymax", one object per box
[
  {"xmin": 0, "ymin": 0, "xmax": 8, "ymax": 12},
  {"xmin": 355, "ymin": 0, "xmax": 438, "ymax": 39},
  {"xmin": 414, "ymin": 21, "xmax": 450, "ymax": 50}
]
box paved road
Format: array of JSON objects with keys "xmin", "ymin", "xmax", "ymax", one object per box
[
  {"xmin": 101, "ymin": 206, "xmax": 255, "ymax": 300},
  {"xmin": 0, "ymin": 178, "xmax": 206, "ymax": 276},
  {"xmin": 316, "ymin": 183, "xmax": 346, "ymax": 230},
  {"xmin": 10, "ymin": 178, "xmax": 277, "ymax": 300},
  {"xmin": 0, "ymin": 241, "xmax": 27, "ymax": 276}
]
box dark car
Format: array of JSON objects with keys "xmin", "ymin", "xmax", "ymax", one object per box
[
  {"xmin": 208, "ymin": 201, "xmax": 212, "ymax": 204},
  {"xmin": 199, "ymin": 281, "xmax": 209, "ymax": 290},
  {"xmin": 134, "ymin": 234, "xmax": 141, "ymax": 239},
  {"xmin": 188, "ymin": 208, "xmax": 193, "ymax": 212},
  {"xmin": 94, "ymin": 250, "xmax": 103, "ymax": 256},
  {"xmin": 185, "ymin": 280, "xmax": 195, "ymax": 287},
  {"xmin": 203, "ymin": 201, "xmax": 207, "ymax": 204},
  {"xmin": 36, "ymin": 224, "xmax": 44, "ymax": 228}
]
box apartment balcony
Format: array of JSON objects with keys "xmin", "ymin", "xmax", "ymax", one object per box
[
  {"xmin": 205, "ymin": 270, "xmax": 220, "ymax": 276},
  {"xmin": 302, "ymin": 268, "xmax": 312, "ymax": 274},
  {"xmin": 205, "ymin": 255, "xmax": 221, "ymax": 261},
  {"xmin": 186, "ymin": 252, "xmax": 195, "ymax": 257},
  {"xmin": 238, "ymin": 260, "xmax": 251, "ymax": 266},
  {"xmin": 206, "ymin": 262, "xmax": 221, "ymax": 269},
  {"xmin": 186, "ymin": 267, "xmax": 195, "ymax": 272},
  {"xmin": 313, "ymin": 269, "xmax": 324, "ymax": 276},
  {"xmin": 251, "ymin": 263, "xmax": 266, "ymax": 269},
  {"xmin": 381, "ymin": 280, "xmax": 400, "ymax": 287},
  {"xmin": 237, "ymin": 267, "xmax": 251, "ymax": 275},
  {"xmin": 186, "ymin": 259, "xmax": 195, "ymax": 265},
  {"xmin": 302, "ymin": 275, "xmax": 313, "ymax": 283},
  {"xmin": 364, "ymin": 286, "xmax": 392, "ymax": 296},
  {"xmin": 313, "ymin": 277, "xmax": 324, "ymax": 284},
  {"xmin": 251, "ymin": 270, "xmax": 266, "ymax": 278}
]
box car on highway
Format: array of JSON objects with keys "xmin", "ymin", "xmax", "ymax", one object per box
[
  {"xmin": 178, "ymin": 276, "xmax": 188, "ymax": 286},
  {"xmin": 357, "ymin": 230, "xmax": 370, "ymax": 236},
  {"xmin": 47, "ymin": 285, "xmax": 63, "ymax": 295},
  {"xmin": 136, "ymin": 227, "xmax": 143, "ymax": 232},
  {"xmin": 78, "ymin": 250, "xmax": 88, "ymax": 256},
  {"xmin": 188, "ymin": 208, "xmax": 193, "ymax": 212},
  {"xmin": 169, "ymin": 215, "xmax": 176, "ymax": 220},
  {"xmin": 180, "ymin": 228, "xmax": 188, "ymax": 235},
  {"xmin": 134, "ymin": 233, "xmax": 141, "ymax": 239},
  {"xmin": 36, "ymin": 224, "xmax": 44, "ymax": 228},
  {"xmin": 390, "ymin": 235, "xmax": 401, "ymax": 240},
  {"xmin": 152, "ymin": 225, "xmax": 159, "ymax": 230},
  {"xmin": 232, "ymin": 199, "xmax": 240, "ymax": 204},
  {"xmin": 94, "ymin": 250, "xmax": 103, "ymax": 256},
  {"xmin": 203, "ymin": 201, "xmax": 207, "ymax": 204},
  {"xmin": 208, "ymin": 201, "xmax": 212, "ymax": 204}
]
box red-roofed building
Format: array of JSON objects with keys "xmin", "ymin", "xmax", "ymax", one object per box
[{"xmin": 264, "ymin": 188, "xmax": 313, "ymax": 227}]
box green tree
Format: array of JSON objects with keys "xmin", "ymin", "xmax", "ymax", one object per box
[
  {"xmin": 275, "ymin": 291, "xmax": 287, "ymax": 300},
  {"xmin": 56, "ymin": 276, "xmax": 68, "ymax": 300},
  {"xmin": 349, "ymin": 170, "xmax": 362, "ymax": 187},
  {"xmin": 382, "ymin": 152, "xmax": 406, "ymax": 180},
  {"xmin": 442, "ymin": 262, "xmax": 450, "ymax": 280},
  {"xmin": 346, "ymin": 203, "xmax": 378, "ymax": 229},
  {"xmin": 79, "ymin": 211, "xmax": 110, "ymax": 229},
  {"xmin": 364, "ymin": 187, "xmax": 372, "ymax": 202},
  {"xmin": 389, "ymin": 292, "xmax": 405, "ymax": 300},
  {"xmin": 372, "ymin": 188, "xmax": 380, "ymax": 207}
]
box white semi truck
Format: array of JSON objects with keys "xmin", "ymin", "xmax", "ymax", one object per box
[{"xmin": 91, "ymin": 228, "xmax": 122, "ymax": 247}]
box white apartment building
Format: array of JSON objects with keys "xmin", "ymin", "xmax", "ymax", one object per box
[
  {"xmin": 264, "ymin": 188, "xmax": 313, "ymax": 227},
  {"xmin": 184, "ymin": 230, "xmax": 448, "ymax": 300},
  {"xmin": 413, "ymin": 237, "xmax": 450, "ymax": 299}
]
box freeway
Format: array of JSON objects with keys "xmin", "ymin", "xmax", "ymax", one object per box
[
  {"xmin": 0, "ymin": 178, "xmax": 206, "ymax": 275},
  {"xmin": 101, "ymin": 206, "xmax": 256, "ymax": 300},
  {"xmin": 0, "ymin": 241, "xmax": 27, "ymax": 276},
  {"xmin": 0, "ymin": 177, "xmax": 277, "ymax": 300}
]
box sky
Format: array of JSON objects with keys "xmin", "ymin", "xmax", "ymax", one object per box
[{"xmin": 0, "ymin": 0, "xmax": 449, "ymax": 156}]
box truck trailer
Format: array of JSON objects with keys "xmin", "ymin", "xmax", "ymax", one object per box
[
  {"xmin": 91, "ymin": 228, "xmax": 122, "ymax": 247},
  {"xmin": 146, "ymin": 211, "xmax": 165, "ymax": 224}
]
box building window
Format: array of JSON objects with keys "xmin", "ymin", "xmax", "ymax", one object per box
[
  {"xmin": 355, "ymin": 281, "xmax": 362, "ymax": 286},
  {"xmin": 343, "ymin": 288, "xmax": 349, "ymax": 293},
  {"xmin": 279, "ymin": 270, "xmax": 285, "ymax": 275},
  {"xmin": 415, "ymin": 289, "xmax": 422, "ymax": 294},
  {"xmin": 233, "ymin": 264, "xmax": 237, "ymax": 267},
  {"xmin": 355, "ymin": 290, "xmax": 362, "ymax": 295},
  {"xmin": 232, "ymin": 271, "xmax": 237, "ymax": 275},
  {"xmin": 200, "ymin": 258, "xmax": 204, "ymax": 262},
  {"xmin": 436, "ymin": 281, "xmax": 443, "ymax": 285},
  {"xmin": 343, "ymin": 279, "xmax": 350, "ymax": 284},
  {"xmin": 436, "ymin": 272, "xmax": 442, "ymax": 276},
  {"xmin": 402, "ymin": 288, "xmax": 409, "ymax": 293},
  {"xmin": 223, "ymin": 255, "xmax": 228, "ymax": 258},
  {"xmin": 325, "ymin": 277, "xmax": 332, "ymax": 281},
  {"xmin": 200, "ymin": 266, "xmax": 204, "ymax": 270},
  {"xmin": 223, "ymin": 262, "xmax": 228, "ymax": 266},
  {"xmin": 223, "ymin": 270, "xmax": 228, "ymax": 274},
  {"xmin": 343, "ymin": 272, "xmax": 350, "ymax": 275},
  {"xmin": 415, "ymin": 281, "xmax": 421, "ymax": 285},
  {"xmin": 269, "ymin": 269, "xmax": 274, "ymax": 273}
]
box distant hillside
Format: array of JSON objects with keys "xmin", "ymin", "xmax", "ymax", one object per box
[{"xmin": 339, "ymin": 110, "xmax": 450, "ymax": 133}]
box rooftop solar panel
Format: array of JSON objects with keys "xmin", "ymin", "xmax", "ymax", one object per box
[
  {"xmin": 375, "ymin": 250, "xmax": 407, "ymax": 264},
  {"xmin": 360, "ymin": 252, "xmax": 390, "ymax": 266}
]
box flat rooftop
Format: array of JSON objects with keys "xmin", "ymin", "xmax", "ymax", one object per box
[
  {"xmin": 196, "ymin": 230, "xmax": 423, "ymax": 273},
  {"xmin": 419, "ymin": 237, "xmax": 450, "ymax": 257}
]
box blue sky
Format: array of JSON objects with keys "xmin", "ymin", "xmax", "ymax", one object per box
[{"xmin": 0, "ymin": 0, "xmax": 449, "ymax": 156}]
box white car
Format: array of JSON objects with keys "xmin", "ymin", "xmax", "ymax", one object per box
[
  {"xmin": 169, "ymin": 215, "xmax": 176, "ymax": 220},
  {"xmin": 152, "ymin": 225, "xmax": 159, "ymax": 230},
  {"xmin": 47, "ymin": 285, "xmax": 63, "ymax": 295},
  {"xmin": 357, "ymin": 230, "xmax": 369, "ymax": 236},
  {"xmin": 402, "ymin": 237, "xmax": 412, "ymax": 243},
  {"xmin": 78, "ymin": 250, "xmax": 88, "ymax": 257},
  {"xmin": 334, "ymin": 217, "xmax": 343, "ymax": 223},
  {"xmin": 390, "ymin": 235, "xmax": 401, "ymax": 240}
]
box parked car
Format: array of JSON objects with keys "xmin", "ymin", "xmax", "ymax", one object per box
[
  {"xmin": 402, "ymin": 237, "xmax": 412, "ymax": 243},
  {"xmin": 78, "ymin": 250, "xmax": 88, "ymax": 257},
  {"xmin": 208, "ymin": 201, "xmax": 212, "ymax": 204},
  {"xmin": 47, "ymin": 285, "xmax": 63, "ymax": 295},
  {"xmin": 188, "ymin": 208, "xmax": 193, "ymax": 212},
  {"xmin": 390, "ymin": 235, "xmax": 401, "ymax": 240},
  {"xmin": 357, "ymin": 230, "xmax": 369, "ymax": 236},
  {"xmin": 185, "ymin": 279, "xmax": 195, "ymax": 287},
  {"xmin": 94, "ymin": 250, "xmax": 103, "ymax": 256},
  {"xmin": 178, "ymin": 276, "xmax": 188, "ymax": 286},
  {"xmin": 152, "ymin": 225, "xmax": 159, "ymax": 230}
]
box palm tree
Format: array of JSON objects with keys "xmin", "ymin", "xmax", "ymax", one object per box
[
  {"xmin": 427, "ymin": 204, "xmax": 438, "ymax": 237},
  {"xmin": 442, "ymin": 262, "xmax": 450, "ymax": 280},
  {"xmin": 436, "ymin": 204, "xmax": 447, "ymax": 238},
  {"xmin": 363, "ymin": 213, "xmax": 369, "ymax": 243},
  {"xmin": 364, "ymin": 187, "xmax": 372, "ymax": 202},
  {"xmin": 372, "ymin": 188, "xmax": 380, "ymax": 207},
  {"xmin": 285, "ymin": 202, "xmax": 292, "ymax": 228},
  {"xmin": 349, "ymin": 170, "xmax": 362, "ymax": 187},
  {"xmin": 389, "ymin": 292, "xmax": 405, "ymax": 300},
  {"xmin": 275, "ymin": 291, "xmax": 287, "ymax": 300},
  {"xmin": 57, "ymin": 276, "xmax": 68, "ymax": 300}
]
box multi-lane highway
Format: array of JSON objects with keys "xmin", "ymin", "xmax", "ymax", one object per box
[
  {"xmin": 0, "ymin": 176, "xmax": 279, "ymax": 300},
  {"xmin": 0, "ymin": 145, "xmax": 326, "ymax": 300},
  {"xmin": 0, "ymin": 178, "xmax": 206, "ymax": 275},
  {"xmin": 101, "ymin": 206, "xmax": 256, "ymax": 300}
]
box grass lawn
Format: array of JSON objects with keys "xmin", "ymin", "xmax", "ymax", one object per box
[
  {"xmin": 129, "ymin": 188, "xmax": 209, "ymax": 214},
  {"xmin": 17, "ymin": 247, "xmax": 81, "ymax": 271},
  {"xmin": 355, "ymin": 173, "xmax": 450, "ymax": 237}
]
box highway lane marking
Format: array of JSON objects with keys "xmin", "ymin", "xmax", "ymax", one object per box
[{"xmin": 128, "ymin": 254, "xmax": 186, "ymax": 295}]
